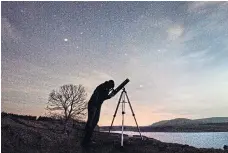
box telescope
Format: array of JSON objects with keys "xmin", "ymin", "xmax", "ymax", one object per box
[
  {"xmin": 108, "ymin": 78, "xmax": 143, "ymax": 146},
  {"xmin": 109, "ymin": 78, "xmax": 130, "ymax": 97}
]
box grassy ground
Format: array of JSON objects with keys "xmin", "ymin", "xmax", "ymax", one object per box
[{"xmin": 2, "ymin": 116, "xmax": 227, "ymax": 153}]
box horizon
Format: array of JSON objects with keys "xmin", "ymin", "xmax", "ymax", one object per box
[
  {"xmin": 2, "ymin": 1, "xmax": 228, "ymax": 126},
  {"xmin": 2, "ymin": 111, "xmax": 228, "ymax": 127}
]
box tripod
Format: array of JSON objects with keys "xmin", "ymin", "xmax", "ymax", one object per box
[{"xmin": 109, "ymin": 88, "xmax": 143, "ymax": 147}]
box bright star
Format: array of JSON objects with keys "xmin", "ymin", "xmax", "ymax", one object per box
[{"xmin": 64, "ymin": 38, "xmax": 68, "ymax": 42}]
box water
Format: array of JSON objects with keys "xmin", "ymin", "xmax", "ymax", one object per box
[{"xmin": 110, "ymin": 131, "xmax": 228, "ymax": 149}]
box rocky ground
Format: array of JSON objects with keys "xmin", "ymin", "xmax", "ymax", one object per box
[{"xmin": 2, "ymin": 115, "xmax": 228, "ymax": 153}]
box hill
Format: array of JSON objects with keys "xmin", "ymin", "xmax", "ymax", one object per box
[
  {"xmin": 151, "ymin": 117, "xmax": 228, "ymax": 127},
  {"xmin": 100, "ymin": 117, "xmax": 228, "ymax": 132},
  {"xmin": 151, "ymin": 118, "xmax": 193, "ymax": 127}
]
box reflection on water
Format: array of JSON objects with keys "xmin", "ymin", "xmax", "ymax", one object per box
[{"xmin": 110, "ymin": 131, "xmax": 228, "ymax": 149}]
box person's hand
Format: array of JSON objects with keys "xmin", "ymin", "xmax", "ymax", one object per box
[{"xmin": 109, "ymin": 89, "xmax": 116, "ymax": 98}]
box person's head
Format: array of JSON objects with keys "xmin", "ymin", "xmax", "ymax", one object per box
[
  {"xmin": 104, "ymin": 80, "xmax": 115, "ymax": 90},
  {"xmin": 108, "ymin": 80, "xmax": 114, "ymax": 89}
]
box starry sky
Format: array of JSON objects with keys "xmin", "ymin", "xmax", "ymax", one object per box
[{"xmin": 2, "ymin": 1, "xmax": 228, "ymax": 126}]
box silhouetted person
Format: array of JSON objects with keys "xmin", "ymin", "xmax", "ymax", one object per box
[{"xmin": 81, "ymin": 80, "xmax": 115, "ymax": 146}]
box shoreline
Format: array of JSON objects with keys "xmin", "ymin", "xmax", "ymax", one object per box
[
  {"xmin": 104, "ymin": 131, "xmax": 228, "ymax": 149},
  {"xmin": 103, "ymin": 130, "xmax": 228, "ymax": 133}
]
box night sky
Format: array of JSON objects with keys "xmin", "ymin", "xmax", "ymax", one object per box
[{"xmin": 2, "ymin": 1, "xmax": 228, "ymax": 126}]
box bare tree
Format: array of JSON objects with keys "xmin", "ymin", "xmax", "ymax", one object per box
[{"xmin": 46, "ymin": 84, "xmax": 87, "ymax": 132}]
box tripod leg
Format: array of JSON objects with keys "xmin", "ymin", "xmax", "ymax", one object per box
[
  {"xmin": 121, "ymin": 93, "xmax": 126, "ymax": 147},
  {"xmin": 125, "ymin": 92, "xmax": 143, "ymax": 140},
  {"xmin": 109, "ymin": 91, "xmax": 124, "ymax": 133}
]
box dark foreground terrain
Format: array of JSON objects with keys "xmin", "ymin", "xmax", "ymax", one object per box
[{"xmin": 2, "ymin": 114, "xmax": 228, "ymax": 153}]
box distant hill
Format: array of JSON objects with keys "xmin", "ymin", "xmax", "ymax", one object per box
[
  {"xmin": 151, "ymin": 117, "xmax": 228, "ymax": 127},
  {"xmin": 195, "ymin": 117, "xmax": 228, "ymax": 124},
  {"xmin": 151, "ymin": 118, "xmax": 193, "ymax": 127},
  {"xmin": 100, "ymin": 117, "xmax": 228, "ymax": 132}
]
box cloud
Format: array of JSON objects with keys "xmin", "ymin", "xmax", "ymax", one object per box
[
  {"xmin": 187, "ymin": 2, "xmax": 221, "ymax": 14},
  {"xmin": 102, "ymin": 3, "xmax": 228, "ymax": 125},
  {"xmin": 2, "ymin": 2, "xmax": 228, "ymax": 125},
  {"xmin": 109, "ymin": 5, "xmax": 228, "ymax": 125},
  {"xmin": 1, "ymin": 17, "xmax": 20, "ymax": 42},
  {"xmin": 2, "ymin": 57, "xmax": 116, "ymax": 117},
  {"xmin": 167, "ymin": 25, "xmax": 184, "ymax": 41}
]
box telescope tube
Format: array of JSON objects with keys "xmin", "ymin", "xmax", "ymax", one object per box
[{"xmin": 109, "ymin": 78, "xmax": 130, "ymax": 97}]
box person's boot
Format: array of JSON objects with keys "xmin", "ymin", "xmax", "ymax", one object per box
[
  {"xmin": 81, "ymin": 139, "xmax": 96, "ymax": 147},
  {"xmin": 90, "ymin": 140, "xmax": 96, "ymax": 144},
  {"xmin": 81, "ymin": 130, "xmax": 93, "ymax": 147},
  {"xmin": 81, "ymin": 134, "xmax": 89, "ymax": 147}
]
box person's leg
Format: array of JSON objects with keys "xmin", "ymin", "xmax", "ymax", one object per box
[
  {"xmin": 82, "ymin": 107, "xmax": 101, "ymax": 145},
  {"xmin": 82, "ymin": 106, "xmax": 94, "ymax": 145},
  {"xmin": 92, "ymin": 108, "xmax": 101, "ymax": 130},
  {"xmin": 90, "ymin": 108, "xmax": 101, "ymax": 141}
]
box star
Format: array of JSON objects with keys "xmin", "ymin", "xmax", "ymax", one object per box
[{"xmin": 2, "ymin": 1, "xmax": 228, "ymax": 127}]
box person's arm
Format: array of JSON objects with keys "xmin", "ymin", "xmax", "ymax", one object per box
[{"xmin": 104, "ymin": 89, "xmax": 115, "ymax": 100}]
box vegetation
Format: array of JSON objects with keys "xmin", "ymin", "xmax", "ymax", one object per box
[{"xmin": 46, "ymin": 84, "xmax": 87, "ymax": 132}]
